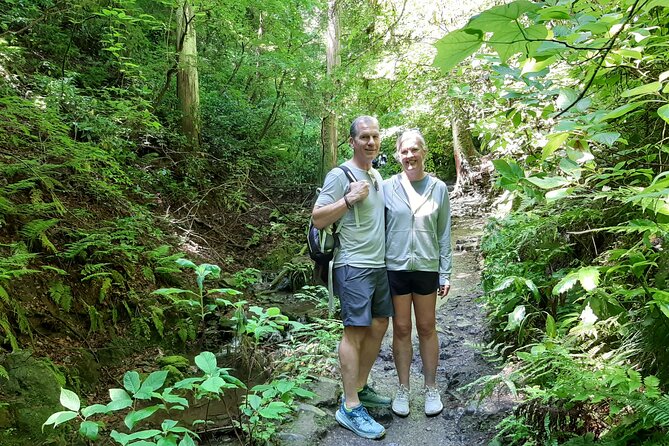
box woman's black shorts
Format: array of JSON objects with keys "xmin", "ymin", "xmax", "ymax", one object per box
[{"xmin": 387, "ymin": 270, "xmax": 439, "ymax": 296}]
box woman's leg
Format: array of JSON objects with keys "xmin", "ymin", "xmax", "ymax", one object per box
[
  {"xmin": 392, "ymin": 293, "xmax": 414, "ymax": 386},
  {"xmin": 413, "ymin": 291, "xmax": 438, "ymax": 387}
]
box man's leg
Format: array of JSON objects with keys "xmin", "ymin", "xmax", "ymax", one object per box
[
  {"xmin": 339, "ymin": 325, "xmax": 369, "ymax": 408},
  {"xmin": 356, "ymin": 317, "xmax": 388, "ymax": 388}
]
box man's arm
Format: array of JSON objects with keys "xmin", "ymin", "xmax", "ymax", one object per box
[{"xmin": 312, "ymin": 181, "xmax": 370, "ymax": 229}]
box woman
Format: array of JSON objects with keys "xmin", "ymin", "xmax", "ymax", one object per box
[{"xmin": 383, "ymin": 129, "xmax": 452, "ymax": 417}]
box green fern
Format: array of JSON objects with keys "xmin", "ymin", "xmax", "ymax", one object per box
[
  {"xmin": 87, "ymin": 305, "xmax": 103, "ymax": 333},
  {"xmin": 635, "ymin": 395, "xmax": 669, "ymax": 428},
  {"xmin": 99, "ymin": 277, "xmax": 113, "ymax": 302},
  {"xmin": 0, "ymin": 365, "xmax": 8, "ymax": 380},
  {"xmin": 0, "ymin": 315, "xmax": 18, "ymax": 351},
  {"xmin": 48, "ymin": 281, "xmax": 73, "ymax": 312},
  {"xmin": 19, "ymin": 218, "xmax": 59, "ymax": 253},
  {"xmin": 150, "ymin": 306, "xmax": 164, "ymax": 337}
]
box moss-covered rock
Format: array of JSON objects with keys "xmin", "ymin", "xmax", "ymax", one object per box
[
  {"xmin": 0, "ymin": 351, "xmax": 70, "ymax": 446},
  {"xmin": 157, "ymin": 355, "xmax": 190, "ymax": 370}
]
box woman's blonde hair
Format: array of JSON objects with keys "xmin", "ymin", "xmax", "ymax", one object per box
[{"xmin": 395, "ymin": 129, "xmax": 426, "ymax": 161}]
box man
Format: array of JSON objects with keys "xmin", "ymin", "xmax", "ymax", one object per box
[{"xmin": 312, "ymin": 115, "xmax": 392, "ymax": 439}]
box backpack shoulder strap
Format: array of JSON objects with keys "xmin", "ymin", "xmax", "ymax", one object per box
[
  {"xmin": 337, "ymin": 165, "xmax": 357, "ymax": 183},
  {"xmin": 334, "ymin": 164, "xmax": 359, "ymax": 228}
]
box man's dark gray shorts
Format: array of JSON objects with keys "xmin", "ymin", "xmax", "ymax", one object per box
[{"xmin": 333, "ymin": 266, "xmax": 393, "ymax": 327}]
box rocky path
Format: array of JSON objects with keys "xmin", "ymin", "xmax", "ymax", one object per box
[{"xmin": 280, "ymin": 215, "xmax": 515, "ymax": 446}]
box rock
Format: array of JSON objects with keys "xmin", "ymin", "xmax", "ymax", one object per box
[
  {"xmin": 297, "ymin": 403, "xmax": 326, "ymax": 417},
  {"xmin": 157, "ymin": 355, "xmax": 190, "ymax": 370},
  {"xmin": 305, "ymin": 376, "xmax": 340, "ymax": 407},
  {"xmin": 0, "ymin": 351, "xmax": 69, "ymax": 446}
]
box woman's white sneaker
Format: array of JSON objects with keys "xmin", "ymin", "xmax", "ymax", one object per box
[
  {"xmin": 391, "ymin": 384, "xmax": 410, "ymax": 416},
  {"xmin": 424, "ymin": 386, "xmax": 443, "ymax": 416}
]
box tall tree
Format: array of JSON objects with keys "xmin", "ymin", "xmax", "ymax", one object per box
[
  {"xmin": 176, "ymin": 0, "xmax": 201, "ymax": 147},
  {"xmin": 321, "ymin": 0, "xmax": 340, "ymax": 180},
  {"xmin": 451, "ymin": 99, "xmax": 480, "ymax": 196}
]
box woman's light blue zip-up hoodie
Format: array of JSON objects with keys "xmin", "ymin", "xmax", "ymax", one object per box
[{"xmin": 383, "ymin": 173, "xmax": 452, "ymax": 285}]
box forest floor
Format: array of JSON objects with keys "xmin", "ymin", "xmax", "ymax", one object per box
[{"xmin": 277, "ymin": 193, "xmax": 517, "ymax": 446}]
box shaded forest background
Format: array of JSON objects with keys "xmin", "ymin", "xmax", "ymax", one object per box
[{"xmin": 1, "ymin": 0, "xmax": 669, "ymax": 445}]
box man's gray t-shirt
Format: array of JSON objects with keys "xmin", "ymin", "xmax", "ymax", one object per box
[{"xmin": 314, "ymin": 161, "xmax": 385, "ymax": 268}]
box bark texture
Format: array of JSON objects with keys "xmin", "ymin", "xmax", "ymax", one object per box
[
  {"xmin": 176, "ymin": 1, "xmax": 201, "ymax": 147},
  {"xmin": 321, "ymin": 0, "xmax": 340, "ymax": 181}
]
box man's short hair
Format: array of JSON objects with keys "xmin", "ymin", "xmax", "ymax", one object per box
[{"xmin": 350, "ymin": 115, "xmax": 379, "ymax": 138}]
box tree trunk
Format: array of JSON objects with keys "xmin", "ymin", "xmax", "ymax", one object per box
[
  {"xmin": 321, "ymin": 0, "xmax": 340, "ymax": 182},
  {"xmin": 451, "ymin": 101, "xmax": 480, "ymax": 196},
  {"xmin": 176, "ymin": 1, "xmax": 200, "ymax": 148}
]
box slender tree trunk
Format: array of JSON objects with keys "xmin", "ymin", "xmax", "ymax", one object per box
[
  {"xmin": 321, "ymin": 0, "xmax": 340, "ymax": 181},
  {"xmin": 451, "ymin": 101, "xmax": 480, "ymax": 196},
  {"xmin": 176, "ymin": 1, "xmax": 200, "ymax": 148}
]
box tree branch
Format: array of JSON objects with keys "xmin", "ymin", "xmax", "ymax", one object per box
[{"xmin": 555, "ymin": 0, "xmax": 642, "ymax": 118}]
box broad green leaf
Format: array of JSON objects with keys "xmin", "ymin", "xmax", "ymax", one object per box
[
  {"xmin": 559, "ymin": 158, "xmax": 580, "ymax": 178},
  {"xmin": 79, "ymin": 420, "xmax": 99, "ymax": 440},
  {"xmin": 537, "ymin": 6, "xmax": 571, "ymax": 20},
  {"xmin": 110, "ymin": 388, "xmax": 132, "ymax": 402},
  {"xmin": 175, "ymin": 259, "xmax": 197, "ymax": 269},
  {"xmin": 541, "ymin": 132, "xmax": 569, "ymax": 160},
  {"xmin": 161, "ymin": 419, "xmax": 179, "ymax": 431},
  {"xmin": 578, "ymin": 267, "xmax": 600, "ymax": 291},
  {"xmin": 194, "ymin": 351, "xmax": 218, "ymax": 375},
  {"xmin": 179, "ymin": 434, "xmax": 197, "ymax": 446},
  {"xmin": 152, "ymin": 288, "xmax": 197, "ymax": 297},
  {"xmin": 125, "ymin": 429, "xmax": 162, "ymax": 441},
  {"xmin": 553, "ymin": 273, "xmax": 578, "ymax": 295},
  {"xmin": 530, "ymin": 344, "xmax": 546, "ymax": 355},
  {"xmin": 590, "ymin": 132, "xmax": 620, "ymax": 146},
  {"xmin": 468, "ymin": 0, "xmax": 540, "ymax": 32},
  {"xmin": 545, "ymin": 314, "xmax": 557, "ymax": 338},
  {"xmin": 492, "ymin": 159, "xmax": 524, "ymax": 181},
  {"xmin": 140, "ymin": 370, "xmax": 168, "ymax": 396},
  {"xmin": 42, "ymin": 411, "xmax": 78, "ymax": 430},
  {"xmin": 124, "ymin": 371, "xmax": 141, "ymax": 394},
  {"xmin": 246, "ymin": 394, "xmax": 262, "ymax": 410},
  {"xmin": 521, "ymin": 56, "xmax": 555, "ymax": 75},
  {"xmin": 276, "ymin": 380, "xmax": 295, "ymax": 394},
  {"xmin": 266, "ymin": 307, "xmax": 281, "ymax": 317},
  {"xmin": 642, "ymin": 0, "xmax": 669, "ymax": 11},
  {"xmin": 621, "ymin": 81, "xmax": 661, "ymax": 98},
  {"xmin": 125, "ymin": 406, "xmax": 161, "ymax": 430},
  {"xmin": 208, "ymin": 288, "xmax": 242, "ymax": 296},
  {"xmin": 433, "ymin": 28, "xmax": 483, "ymax": 73},
  {"xmin": 546, "ymin": 188, "xmax": 573, "ymax": 202},
  {"xmin": 200, "ymin": 376, "xmax": 226, "ymax": 393},
  {"xmin": 657, "ymin": 104, "xmax": 669, "ymax": 123},
  {"xmin": 107, "ymin": 399, "xmax": 133, "ymax": 411},
  {"xmin": 600, "ymin": 102, "xmax": 644, "ymax": 121},
  {"xmin": 526, "ymin": 176, "xmax": 570, "ymax": 189},
  {"xmin": 506, "ymin": 305, "xmax": 526, "ymax": 331},
  {"xmin": 258, "ymin": 401, "xmax": 291, "ymax": 419},
  {"xmin": 60, "ymin": 388, "xmax": 80, "ymax": 412},
  {"xmin": 567, "ymin": 148, "xmax": 594, "ymax": 164},
  {"xmin": 82, "ymin": 404, "xmax": 109, "ymax": 418},
  {"xmin": 293, "ymin": 387, "xmax": 317, "ymax": 398},
  {"xmin": 489, "ymin": 24, "xmax": 548, "ymax": 63}
]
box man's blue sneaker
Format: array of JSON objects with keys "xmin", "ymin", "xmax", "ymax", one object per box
[
  {"xmin": 335, "ymin": 401, "xmax": 386, "ymax": 439},
  {"xmin": 358, "ymin": 384, "xmax": 392, "ymax": 408}
]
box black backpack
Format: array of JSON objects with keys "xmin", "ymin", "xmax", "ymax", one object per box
[{"xmin": 307, "ymin": 165, "xmax": 357, "ymax": 286}]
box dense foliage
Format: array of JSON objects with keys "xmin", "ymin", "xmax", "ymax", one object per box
[
  {"xmin": 0, "ymin": 0, "xmax": 459, "ymax": 444},
  {"xmin": 432, "ymin": 0, "xmax": 669, "ymax": 444}
]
